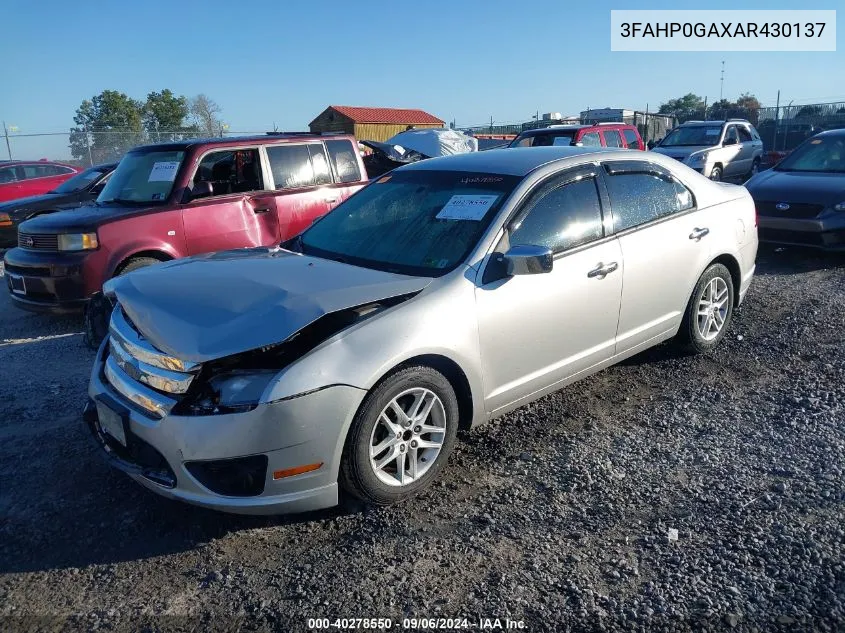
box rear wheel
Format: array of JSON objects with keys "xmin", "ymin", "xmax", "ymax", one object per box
[
  {"xmin": 340, "ymin": 365, "xmax": 459, "ymax": 506},
  {"xmin": 677, "ymin": 263, "xmax": 735, "ymax": 354},
  {"xmin": 117, "ymin": 256, "xmax": 162, "ymax": 275}
]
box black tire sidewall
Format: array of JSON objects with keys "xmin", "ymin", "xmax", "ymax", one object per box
[
  {"xmin": 118, "ymin": 257, "xmax": 160, "ymax": 275},
  {"xmin": 340, "ymin": 366, "xmax": 459, "ymax": 506},
  {"xmin": 682, "ymin": 263, "xmax": 735, "ymax": 353}
]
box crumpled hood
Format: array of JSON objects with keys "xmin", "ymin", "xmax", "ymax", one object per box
[
  {"xmin": 745, "ymin": 169, "xmax": 845, "ymax": 206},
  {"xmin": 104, "ymin": 248, "xmax": 432, "ymax": 363}
]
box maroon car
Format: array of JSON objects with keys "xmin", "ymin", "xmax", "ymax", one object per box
[
  {"xmin": 4, "ymin": 134, "xmax": 367, "ymax": 313},
  {"xmin": 0, "ymin": 160, "xmax": 80, "ymax": 203}
]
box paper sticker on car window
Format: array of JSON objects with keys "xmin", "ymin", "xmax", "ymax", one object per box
[
  {"xmin": 436, "ymin": 194, "xmax": 499, "ymax": 221},
  {"xmin": 148, "ymin": 161, "xmax": 180, "ymax": 182}
]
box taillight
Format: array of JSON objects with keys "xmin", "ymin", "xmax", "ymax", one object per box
[{"xmin": 754, "ymin": 206, "xmax": 759, "ymax": 227}]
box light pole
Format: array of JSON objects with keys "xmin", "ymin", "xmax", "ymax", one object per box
[{"xmin": 2, "ymin": 122, "xmax": 13, "ymax": 160}]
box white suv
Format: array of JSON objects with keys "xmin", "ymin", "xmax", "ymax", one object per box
[{"xmin": 651, "ymin": 119, "xmax": 764, "ymax": 181}]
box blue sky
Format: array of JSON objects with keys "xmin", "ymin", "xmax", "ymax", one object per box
[{"xmin": 1, "ymin": 0, "xmax": 842, "ymax": 159}]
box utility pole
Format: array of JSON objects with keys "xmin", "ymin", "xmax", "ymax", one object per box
[
  {"xmin": 773, "ymin": 90, "xmax": 781, "ymax": 153},
  {"xmin": 719, "ymin": 60, "xmax": 725, "ymax": 102},
  {"xmin": 2, "ymin": 121, "xmax": 11, "ymax": 160}
]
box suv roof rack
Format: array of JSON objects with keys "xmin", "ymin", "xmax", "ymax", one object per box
[{"xmin": 727, "ymin": 118, "xmax": 749, "ymax": 122}]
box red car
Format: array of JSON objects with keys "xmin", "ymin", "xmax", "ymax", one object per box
[
  {"xmin": 4, "ymin": 134, "xmax": 368, "ymax": 313},
  {"xmin": 0, "ymin": 160, "xmax": 81, "ymax": 203},
  {"xmin": 508, "ymin": 123, "xmax": 645, "ymax": 150}
]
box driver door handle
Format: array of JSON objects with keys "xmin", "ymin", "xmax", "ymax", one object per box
[
  {"xmin": 689, "ymin": 227, "xmax": 710, "ymax": 241},
  {"xmin": 587, "ymin": 261, "xmax": 619, "ymax": 279},
  {"xmin": 253, "ymin": 206, "xmax": 271, "ymax": 214}
]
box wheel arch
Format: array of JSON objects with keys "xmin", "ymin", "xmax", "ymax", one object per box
[
  {"xmin": 708, "ymin": 253, "xmax": 742, "ymax": 306},
  {"xmin": 112, "ymin": 249, "xmax": 173, "ymax": 276}
]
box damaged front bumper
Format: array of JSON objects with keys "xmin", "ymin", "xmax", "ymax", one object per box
[{"xmin": 85, "ymin": 341, "xmax": 366, "ymax": 515}]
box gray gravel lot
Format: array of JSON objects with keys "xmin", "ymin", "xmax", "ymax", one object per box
[{"xmin": 0, "ymin": 248, "xmax": 843, "ymax": 633}]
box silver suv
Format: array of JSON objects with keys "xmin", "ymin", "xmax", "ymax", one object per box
[{"xmin": 651, "ymin": 119, "xmax": 764, "ymax": 182}]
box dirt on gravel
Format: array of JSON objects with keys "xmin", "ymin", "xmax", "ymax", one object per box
[{"xmin": 0, "ymin": 247, "xmax": 843, "ymax": 633}]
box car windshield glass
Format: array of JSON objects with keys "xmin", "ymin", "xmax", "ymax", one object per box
[
  {"xmin": 775, "ymin": 136, "xmax": 845, "ymax": 173},
  {"xmin": 660, "ymin": 126, "xmax": 723, "ymax": 147},
  {"xmin": 98, "ymin": 151, "xmax": 184, "ymax": 204},
  {"xmin": 51, "ymin": 167, "xmax": 108, "ymax": 193},
  {"xmin": 511, "ymin": 132, "xmax": 575, "ymax": 148},
  {"xmin": 300, "ymin": 170, "xmax": 520, "ymax": 276}
]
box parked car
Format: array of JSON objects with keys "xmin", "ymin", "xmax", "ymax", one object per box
[
  {"xmin": 82, "ymin": 146, "xmax": 757, "ymax": 514},
  {"xmin": 0, "ymin": 160, "xmax": 81, "ymax": 203},
  {"xmin": 0, "ymin": 163, "xmax": 116, "ymax": 247},
  {"xmin": 4, "ymin": 134, "xmax": 367, "ymax": 313},
  {"xmin": 651, "ymin": 119, "xmax": 764, "ymax": 182},
  {"xmin": 745, "ymin": 129, "xmax": 845, "ymax": 251},
  {"xmin": 508, "ymin": 123, "xmax": 644, "ymax": 151}
]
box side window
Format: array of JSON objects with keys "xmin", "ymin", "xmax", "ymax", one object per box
[
  {"xmin": 512, "ymin": 137, "xmax": 532, "ymax": 148},
  {"xmin": 325, "ymin": 140, "xmax": 362, "ymax": 183},
  {"xmin": 0, "ymin": 167, "xmax": 15, "ymax": 184},
  {"xmin": 308, "ymin": 144, "xmax": 333, "ymax": 185},
  {"xmin": 724, "ymin": 126, "xmax": 739, "ymax": 145},
  {"xmin": 193, "ymin": 148, "xmax": 263, "ymax": 196},
  {"xmin": 603, "ymin": 130, "xmax": 624, "ymax": 148},
  {"xmin": 45, "ymin": 165, "xmax": 73, "ymax": 176},
  {"xmin": 509, "ymin": 176, "xmax": 604, "ymax": 253},
  {"xmin": 21, "ymin": 165, "xmax": 50, "ymax": 179},
  {"xmin": 737, "ymin": 126, "xmax": 753, "ymax": 142},
  {"xmin": 603, "ymin": 166, "xmax": 694, "ymax": 232},
  {"xmin": 623, "ymin": 129, "xmax": 640, "ymax": 149},
  {"xmin": 579, "ymin": 132, "xmax": 601, "ymax": 147},
  {"xmin": 266, "ymin": 144, "xmax": 315, "ymax": 190}
]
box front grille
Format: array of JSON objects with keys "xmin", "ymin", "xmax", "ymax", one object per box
[
  {"xmin": 18, "ymin": 232, "xmax": 59, "ymax": 250},
  {"xmin": 186, "ymin": 456, "xmax": 268, "ymax": 497},
  {"xmin": 757, "ymin": 201, "xmax": 825, "ymax": 219}
]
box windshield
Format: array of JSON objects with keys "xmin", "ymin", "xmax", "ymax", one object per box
[
  {"xmin": 660, "ymin": 126, "xmax": 723, "ymax": 147},
  {"xmin": 511, "ymin": 132, "xmax": 575, "ymax": 148},
  {"xmin": 775, "ymin": 136, "xmax": 845, "ymax": 173},
  {"xmin": 51, "ymin": 166, "xmax": 109, "ymax": 194},
  {"xmin": 98, "ymin": 150, "xmax": 184, "ymax": 204},
  {"xmin": 300, "ymin": 170, "xmax": 520, "ymax": 276}
]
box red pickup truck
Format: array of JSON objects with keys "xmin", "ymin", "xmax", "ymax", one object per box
[{"xmin": 4, "ymin": 134, "xmax": 367, "ymax": 313}]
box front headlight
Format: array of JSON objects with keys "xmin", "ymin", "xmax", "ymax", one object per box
[
  {"xmin": 834, "ymin": 202, "xmax": 845, "ymax": 212},
  {"xmin": 686, "ymin": 152, "xmax": 709, "ymax": 166},
  {"xmin": 57, "ymin": 232, "xmax": 99, "ymax": 251},
  {"xmin": 175, "ymin": 369, "xmax": 278, "ymax": 416}
]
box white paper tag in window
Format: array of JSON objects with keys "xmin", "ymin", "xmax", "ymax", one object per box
[
  {"xmin": 148, "ymin": 161, "xmax": 180, "ymax": 182},
  {"xmin": 436, "ymin": 194, "xmax": 499, "ymax": 221}
]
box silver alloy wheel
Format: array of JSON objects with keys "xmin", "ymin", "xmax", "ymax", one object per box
[
  {"xmin": 696, "ymin": 276, "xmax": 730, "ymax": 341},
  {"xmin": 369, "ymin": 387, "xmax": 447, "ymax": 487}
]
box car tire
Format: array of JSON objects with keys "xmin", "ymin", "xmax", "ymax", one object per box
[
  {"xmin": 709, "ymin": 165, "xmax": 723, "ymax": 182},
  {"xmin": 118, "ymin": 256, "xmax": 161, "ymax": 275},
  {"xmin": 83, "ymin": 292, "xmax": 114, "ymax": 350},
  {"xmin": 677, "ymin": 263, "xmax": 735, "ymax": 354},
  {"xmin": 340, "ymin": 365, "xmax": 459, "ymax": 506}
]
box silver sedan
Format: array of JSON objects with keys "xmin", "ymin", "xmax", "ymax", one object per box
[{"xmin": 84, "ymin": 146, "xmax": 758, "ymax": 514}]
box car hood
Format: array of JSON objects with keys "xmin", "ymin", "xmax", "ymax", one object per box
[
  {"xmin": 0, "ymin": 192, "xmax": 84, "ymax": 219},
  {"xmin": 17, "ymin": 201, "xmax": 157, "ymax": 233},
  {"xmin": 104, "ymin": 248, "xmax": 432, "ymax": 363},
  {"xmin": 651, "ymin": 145, "xmax": 713, "ymax": 159},
  {"xmin": 745, "ymin": 169, "xmax": 845, "ymax": 206}
]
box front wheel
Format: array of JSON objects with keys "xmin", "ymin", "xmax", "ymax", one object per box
[
  {"xmin": 677, "ymin": 263, "xmax": 735, "ymax": 354},
  {"xmin": 340, "ymin": 365, "xmax": 459, "ymax": 506}
]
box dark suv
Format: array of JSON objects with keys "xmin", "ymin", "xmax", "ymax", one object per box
[{"xmin": 5, "ymin": 134, "xmax": 367, "ymax": 313}]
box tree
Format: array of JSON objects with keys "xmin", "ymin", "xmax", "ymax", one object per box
[
  {"xmin": 143, "ymin": 89, "xmax": 196, "ymax": 142},
  {"xmin": 69, "ymin": 90, "xmax": 144, "ymax": 163},
  {"xmin": 189, "ymin": 94, "xmax": 223, "ymax": 137},
  {"xmin": 736, "ymin": 93, "xmax": 761, "ymax": 111},
  {"xmin": 795, "ymin": 105, "xmax": 822, "ymax": 118},
  {"xmin": 658, "ymin": 93, "xmax": 705, "ymax": 114}
]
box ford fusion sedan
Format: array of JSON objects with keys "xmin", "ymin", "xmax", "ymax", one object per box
[
  {"xmin": 745, "ymin": 129, "xmax": 845, "ymax": 251},
  {"xmin": 84, "ymin": 147, "xmax": 757, "ymax": 515},
  {"xmin": 0, "ymin": 163, "xmax": 115, "ymax": 247}
]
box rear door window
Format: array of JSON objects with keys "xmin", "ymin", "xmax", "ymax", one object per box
[
  {"xmin": 603, "ymin": 130, "xmax": 624, "ymax": 148},
  {"xmin": 737, "ymin": 126, "xmax": 753, "ymax": 142},
  {"xmin": 266, "ymin": 144, "xmax": 315, "ymax": 190},
  {"xmin": 325, "ymin": 139, "xmax": 362, "ymax": 183},
  {"xmin": 603, "ymin": 163, "xmax": 694, "ymax": 232},
  {"xmin": 308, "ymin": 144, "xmax": 333, "ymax": 185},
  {"xmin": 623, "ymin": 129, "xmax": 640, "ymax": 149},
  {"xmin": 579, "ymin": 132, "xmax": 602, "ymax": 147}
]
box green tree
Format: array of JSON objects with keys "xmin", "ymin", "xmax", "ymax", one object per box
[
  {"xmin": 658, "ymin": 93, "xmax": 705, "ymax": 114},
  {"xmin": 69, "ymin": 90, "xmax": 144, "ymax": 163},
  {"xmin": 143, "ymin": 89, "xmax": 196, "ymax": 142},
  {"xmin": 736, "ymin": 93, "xmax": 761, "ymax": 111}
]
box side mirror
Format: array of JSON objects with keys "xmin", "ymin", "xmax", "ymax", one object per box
[
  {"xmin": 190, "ymin": 181, "xmax": 214, "ymax": 200},
  {"xmin": 503, "ymin": 245, "xmax": 553, "ymax": 276},
  {"xmin": 646, "ymin": 140, "xmax": 656, "ymax": 150},
  {"xmin": 724, "ymin": 137, "xmax": 737, "ymax": 146}
]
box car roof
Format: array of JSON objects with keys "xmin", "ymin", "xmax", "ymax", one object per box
[
  {"xmin": 397, "ymin": 146, "xmax": 618, "ymax": 176},
  {"xmin": 128, "ymin": 134, "xmax": 352, "ymax": 153},
  {"xmin": 817, "ymin": 128, "xmax": 845, "ymax": 137},
  {"xmin": 0, "ymin": 160, "xmax": 78, "ymax": 167}
]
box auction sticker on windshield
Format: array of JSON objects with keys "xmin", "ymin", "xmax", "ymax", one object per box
[
  {"xmin": 436, "ymin": 194, "xmax": 499, "ymax": 221},
  {"xmin": 148, "ymin": 161, "xmax": 180, "ymax": 182}
]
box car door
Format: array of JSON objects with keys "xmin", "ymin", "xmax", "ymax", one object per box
[
  {"xmin": 601, "ymin": 129, "xmax": 625, "ymax": 149},
  {"xmin": 721, "ymin": 126, "xmax": 744, "ymax": 177},
  {"xmin": 735, "ymin": 125, "xmax": 756, "ymax": 173},
  {"xmin": 475, "ymin": 165, "xmax": 623, "ymax": 414},
  {"xmin": 182, "ymin": 147, "xmax": 280, "ymax": 255},
  {"xmin": 601, "ymin": 160, "xmax": 712, "ymax": 354},
  {"xmin": 264, "ymin": 143, "xmax": 335, "ymax": 240}
]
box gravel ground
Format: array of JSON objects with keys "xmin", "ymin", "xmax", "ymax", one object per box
[{"xmin": 0, "ymin": 247, "xmax": 843, "ymax": 633}]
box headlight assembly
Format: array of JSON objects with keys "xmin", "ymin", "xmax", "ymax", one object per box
[
  {"xmin": 175, "ymin": 369, "xmax": 278, "ymax": 416},
  {"xmin": 57, "ymin": 232, "xmax": 99, "ymax": 251},
  {"xmin": 686, "ymin": 152, "xmax": 709, "ymax": 166}
]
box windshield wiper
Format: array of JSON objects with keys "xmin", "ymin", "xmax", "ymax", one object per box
[{"xmin": 100, "ymin": 198, "xmax": 150, "ymax": 206}]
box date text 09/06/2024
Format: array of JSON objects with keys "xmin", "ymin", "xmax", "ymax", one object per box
[{"xmin": 306, "ymin": 617, "xmax": 527, "ymax": 630}]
